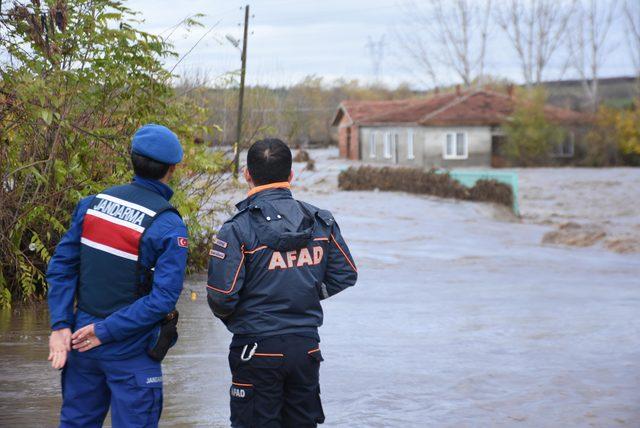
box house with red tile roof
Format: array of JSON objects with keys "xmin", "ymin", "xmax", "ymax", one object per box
[{"xmin": 331, "ymin": 89, "xmax": 590, "ymax": 168}]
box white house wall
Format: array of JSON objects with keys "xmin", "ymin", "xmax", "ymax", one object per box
[{"xmin": 360, "ymin": 125, "xmax": 493, "ymax": 169}]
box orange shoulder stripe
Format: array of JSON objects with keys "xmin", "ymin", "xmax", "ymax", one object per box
[
  {"xmin": 330, "ymin": 233, "xmax": 357, "ymax": 273},
  {"xmin": 244, "ymin": 245, "xmax": 268, "ymax": 254}
]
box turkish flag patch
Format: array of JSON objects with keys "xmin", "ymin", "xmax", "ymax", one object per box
[{"xmin": 177, "ymin": 237, "xmax": 189, "ymax": 248}]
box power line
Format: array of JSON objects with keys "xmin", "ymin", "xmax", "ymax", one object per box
[
  {"xmin": 157, "ymin": 6, "xmax": 239, "ymax": 40},
  {"xmin": 254, "ymin": 3, "xmax": 399, "ymax": 26},
  {"xmin": 366, "ymin": 35, "xmax": 386, "ymax": 83},
  {"xmin": 169, "ymin": 19, "xmax": 223, "ymax": 74}
]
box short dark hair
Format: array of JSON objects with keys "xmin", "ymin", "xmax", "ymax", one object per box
[
  {"xmin": 131, "ymin": 152, "xmax": 171, "ymax": 180},
  {"xmin": 247, "ymin": 138, "xmax": 292, "ymax": 186}
]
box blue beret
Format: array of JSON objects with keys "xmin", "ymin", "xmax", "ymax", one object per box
[{"xmin": 131, "ymin": 124, "xmax": 183, "ymax": 164}]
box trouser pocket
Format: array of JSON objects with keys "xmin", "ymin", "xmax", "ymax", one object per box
[
  {"xmin": 132, "ymin": 372, "xmax": 163, "ymax": 428},
  {"xmin": 229, "ymin": 342, "xmax": 286, "ymax": 426},
  {"xmin": 307, "ymin": 349, "xmax": 325, "ymax": 425},
  {"xmin": 314, "ymin": 385, "xmax": 325, "ymax": 424},
  {"xmin": 230, "ymin": 382, "xmax": 255, "ymax": 428}
]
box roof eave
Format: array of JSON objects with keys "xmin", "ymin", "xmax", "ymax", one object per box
[
  {"xmin": 359, "ymin": 122, "xmax": 421, "ymax": 127},
  {"xmin": 330, "ymin": 104, "xmax": 354, "ymax": 127},
  {"xmin": 419, "ymin": 120, "xmax": 504, "ymax": 127}
]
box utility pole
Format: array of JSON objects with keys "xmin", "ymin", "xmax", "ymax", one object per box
[
  {"xmin": 366, "ymin": 35, "xmax": 385, "ymax": 84},
  {"xmin": 233, "ymin": 4, "xmax": 249, "ymax": 178}
]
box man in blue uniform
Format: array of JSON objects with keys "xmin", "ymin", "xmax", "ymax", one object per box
[
  {"xmin": 46, "ymin": 124, "xmax": 189, "ymax": 427},
  {"xmin": 206, "ymin": 138, "xmax": 358, "ymax": 427}
]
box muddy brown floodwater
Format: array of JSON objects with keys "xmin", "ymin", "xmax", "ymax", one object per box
[
  {"xmin": 2, "ymin": 151, "xmax": 640, "ymax": 426},
  {"xmin": 0, "ymin": 282, "xmax": 234, "ymax": 428}
]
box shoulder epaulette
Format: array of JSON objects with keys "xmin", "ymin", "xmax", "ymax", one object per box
[
  {"xmin": 227, "ymin": 206, "xmax": 250, "ymax": 223},
  {"xmin": 298, "ymin": 200, "xmax": 334, "ymax": 227}
]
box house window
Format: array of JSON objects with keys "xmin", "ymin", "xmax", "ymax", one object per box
[
  {"xmin": 369, "ymin": 132, "xmax": 376, "ymax": 158},
  {"xmin": 407, "ymin": 130, "xmax": 415, "ymax": 160},
  {"xmin": 384, "ymin": 132, "xmax": 392, "ymax": 158},
  {"xmin": 553, "ymin": 132, "xmax": 575, "ymax": 158},
  {"xmin": 393, "ymin": 133, "xmax": 399, "ymax": 162},
  {"xmin": 444, "ymin": 132, "xmax": 468, "ymax": 160}
]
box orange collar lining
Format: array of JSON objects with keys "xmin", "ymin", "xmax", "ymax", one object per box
[{"xmin": 247, "ymin": 182, "xmax": 291, "ymax": 197}]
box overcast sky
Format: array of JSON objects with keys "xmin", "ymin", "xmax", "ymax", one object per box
[{"xmin": 128, "ymin": 0, "xmax": 637, "ymax": 89}]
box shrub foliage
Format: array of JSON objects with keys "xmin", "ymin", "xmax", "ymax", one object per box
[
  {"xmin": 502, "ymin": 89, "xmax": 567, "ymax": 166},
  {"xmin": 0, "ymin": 0, "xmax": 226, "ymax": 307},
  {"xmin": 583, "ymin": 104, "xmax": 640, "ymax": 166}
]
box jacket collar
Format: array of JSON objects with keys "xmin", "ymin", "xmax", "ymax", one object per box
[
  {"xmin": 247, "ymin": 181, "xmax": 291, "ymax": 197},
  {"xmin": 236, "ymin": 184, "xmax": 293, "ymax": 211},
  {"xmin": 132, "ymin": 175, "xmax": 174, "ymax": 201}
]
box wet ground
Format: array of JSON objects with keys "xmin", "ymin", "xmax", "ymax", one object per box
[{"xmin": 1, "ymin": 149, "xmax": 639, "ymax": 426}]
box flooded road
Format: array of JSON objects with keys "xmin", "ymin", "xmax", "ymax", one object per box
[
  {"xmin": 1, "ymin": 152, "xmax": 639, "ymax": 426},
  {"xmin": 0, "ymin": 288, "xmax": 232, "ymax": 427}
]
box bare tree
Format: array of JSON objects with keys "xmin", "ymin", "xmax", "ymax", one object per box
[
  {"xmin": 495, "ymin": 0, "xmax": 576, "ymax": 87},
  {"xmin": 568, "ymin": 0, "xmax": 618, "ymax": 111},
  {"xmin": 623, "ymin": 0, "xmax": 640, "ymax": 84},
  {"xmin": 396, "ymin": 0, "xmax": 493, "ymax": 87}
]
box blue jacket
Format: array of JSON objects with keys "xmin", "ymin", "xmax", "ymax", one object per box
[
  {"xmin": 46, "ymin": 176, "xmax": 189, "ymax": 360},
  {"xmin": 206, "ymin": 184, "xmax": 357, "ymax": 345}
]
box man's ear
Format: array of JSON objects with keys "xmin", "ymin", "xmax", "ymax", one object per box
[
  {"xmin": 288, "ymin": 169, "xmax": 294, "ymax": 183},
  {"xmin": 164, "ymin": 165, "xmax": 177, "ymax": 182},
  {"xmin": 244, "ymin": 167, "xmax": 253, "ymax": 185}
]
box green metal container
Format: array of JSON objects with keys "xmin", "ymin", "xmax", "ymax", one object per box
[{"xmin": 448, "ymin": 170, "xmax": 519, "ymax": 215}]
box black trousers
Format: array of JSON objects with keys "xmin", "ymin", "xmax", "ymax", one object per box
[{"xmin": 228, "ymin": 335, "xmax": 325, "ymax": 428}]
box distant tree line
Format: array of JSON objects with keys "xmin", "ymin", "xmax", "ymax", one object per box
[
  {"xmin": 167, "ymin": 0, "xmax": 640, "ymax": 167},
  {"xmin": 396, "ymin": 0, "xmax": 640, "ymax": 112},
  {"xmin": 176, "ymin": 73, "xmax": 640, "ymax": 166},
  {"xmin": 175, "ymin": 74, "xmax": 417, "ymax": 148}
]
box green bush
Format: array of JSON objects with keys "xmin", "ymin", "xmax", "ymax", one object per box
[
  {"xmin": 583, "ymin": 104, "xmax": 640, "ymax": 166},
  {"xmin": 502, "ymin": 88, "xmax": 566, "ymax": 166},
  {"xmin": 0, "ymin": 0, "xmax": 226, "ymax": 307}
]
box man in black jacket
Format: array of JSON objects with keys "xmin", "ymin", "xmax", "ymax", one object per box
[{"xmin": 206, "ymin": 138, "xmax": 358, "ymax": 427}]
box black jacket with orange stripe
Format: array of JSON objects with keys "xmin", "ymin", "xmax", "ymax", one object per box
[{"xmin": 206, "ymin": 185, "xmax": 358, "ymax": 344}]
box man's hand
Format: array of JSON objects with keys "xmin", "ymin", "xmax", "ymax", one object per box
[
  {"xmin": 71, "ymin": 324, "xmax": 102, "ymax": 352},
  {"xmin": 48, "ymin": 328, "xmax": 71, "ymax": 369}
]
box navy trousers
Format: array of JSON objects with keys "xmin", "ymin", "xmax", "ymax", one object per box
[
  {"xmin": 228, "ymin": 335, "xmax": 325, "ymax": 428},
  {"xmin": 59, "ymin": 351, "xmax": 162, "ymax": 427}
]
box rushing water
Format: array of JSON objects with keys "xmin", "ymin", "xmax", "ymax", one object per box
[
  {"xmin": 2, "ymin": 171, "xmax": 640, "ymax": 426},
  {"xmin": 0, "ymin": 280, "xmax": 233, "ymax": 428}
]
